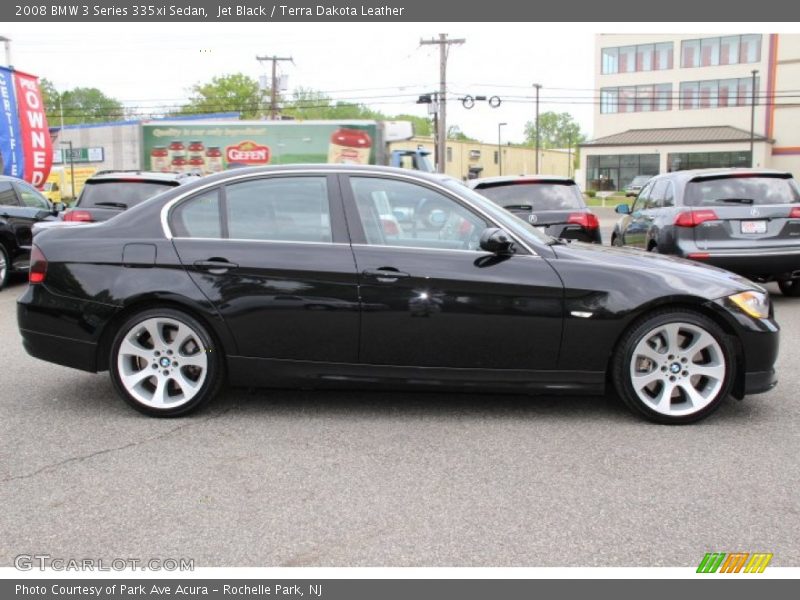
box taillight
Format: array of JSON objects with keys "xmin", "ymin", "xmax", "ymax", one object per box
[
  {"xmin": 64, "ymin": 210, "xmax": 94, "ymax": 222},
  {"xmin": 380, "ymin": 217, "xmax": 399, "ymax": 236},
  {"xmin": 790, "ymin": 206, "xmax": 800, "ymax": 218},
  {"xmin": 674, "ymin": 209, "xmax": 719, "ymax": 227},
  {"xmin": 29, "ymin": 245, "xmax": 47, "ymax": 284},
  {"xmin": 567, "ymin": 212, "xmax": 599, "ymax": 229}
]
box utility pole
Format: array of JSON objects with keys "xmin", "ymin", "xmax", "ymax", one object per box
[
  {"xmin": 420, "ymin": 34, "xmax": 465, "ymax": 173},
  {"xmin": 533, "ymin": 83, "xmax": 542, "ymax": 174},
  {"xmin": 256, "ymin": 55, "xmax": 293, "ymax": 119},
  {"xmin": 750, "ymin": 69, "xmax": 759, "ymax": 167}
]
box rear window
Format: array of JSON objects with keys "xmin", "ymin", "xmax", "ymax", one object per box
[
  {"xmin": 475, "ymin": 181, "xmax": 584, "ymax": 210},
  {"xmin": 685, "ymin": 176, "xmax": 800, "ymax": 207},
  {"xmin": 78, "ymin": 180, "xmax": 177, "ymax": 209}
]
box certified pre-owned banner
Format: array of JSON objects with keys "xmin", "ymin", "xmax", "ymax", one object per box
[{"xmin": 0, "ymin": 66, "xmax": 52, "ymax": 186}]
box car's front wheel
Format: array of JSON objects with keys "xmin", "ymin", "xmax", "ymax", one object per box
[
  {"xmin": 110, "ymin": 308, "xmax": 223, "ymax": 417},
  {"xmin": 612, "ymin": 310, "xmax": 734, "ymax": 424},
  {"xmin": 0, "ymin": 245, "xmax": 9, "ymax": 291},
  {"xmin": 778, "ymin": 278, "xmax": 800, "ymax": 297}
]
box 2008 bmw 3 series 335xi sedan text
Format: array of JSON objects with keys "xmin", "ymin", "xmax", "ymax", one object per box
[{"xmin": 17, "ymin": 165, "xmax": 779, "ymax": 424}]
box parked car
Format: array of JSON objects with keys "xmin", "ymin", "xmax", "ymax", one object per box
[
  {"xmin": 66, "ymin": 170, "xmax": 200, "ymax": 221},
  {"xmin": 468, "ymin": 176, "xmax": 601, "ymax": 243},
  {"xmin": 625, "ymin": 175, "xmax": 653, "ymax": 197},
  {"xmin": 0, "ymin": 175, "xmax": 59, "ymax": 290},
  {"xmin": 19, "ymin": 165, "xmax": 778, "ymax": 424},
  {"xmin": 611, "ymin": 168, "xmax": 800, "ymax": 296}
]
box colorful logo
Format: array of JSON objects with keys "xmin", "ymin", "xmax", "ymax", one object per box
[
  {"xmin": 225, "ymin": 141, "xmax": 270, "ymax": 165},
  {"xmin": 697, "ymin": 552, "xmax": 773, "ymax": 573}
]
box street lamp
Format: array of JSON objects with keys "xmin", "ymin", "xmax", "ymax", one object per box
[
  {"xmin": 750, "ymin": 69, "xmax": 759, "ymax": 168},
  {"xmin": 60, "ymin": 141, "xmax": 75, "ymax": 203},
  {"xmin": 497, "ymin": 122, "xmax": 507, "ymax": 176}
]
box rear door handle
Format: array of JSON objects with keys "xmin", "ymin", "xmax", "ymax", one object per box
[
  {"xmin": 362, "ymin": 267, "xmax": 410, "ymax": 282},
  {"xmin": 194, "ymin": 259, "xmax": 239, "ymax": 274}
]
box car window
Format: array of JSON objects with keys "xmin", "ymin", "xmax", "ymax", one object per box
[
  {"xmin": 225, "ymin": 177, "xmax": 331, "ymax": 243},
  {"xmin": 631, "ymin": 182, "xmax": 653, "ymax": 212},
  {"xmin": 474, "ymin": 181, "xmax": 584, "ymax": 210},
  {"xmin": 648, "ymin": 180, "xmax": 668, "ymax": 208},
  {"xmin": 0, "ymin": 182, "xmax": 19, "ymax": 206},
  {"xmin": 15, "ymin": 183, "xmax": 50, "ymax": 209},
  {"xmin": 684, "ymin": 176, "xmax": 800, "ymax": 207},
  {"xmin": 350, "ymin": 177, "xmax": 488, "ymax": 251},
  {"xmin": 79, "ymin": 180, "xmax": 175, "ymax": 209},
  {"xmin": 663, "ymin": 182, "xmax": 675, "ymax": 208},
  {"xmin": 171, "ymin": 188, "xmax": 222, "ymax": 238}
]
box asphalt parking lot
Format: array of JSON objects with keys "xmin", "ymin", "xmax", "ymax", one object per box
[{"xmin": 1, "ymin": 245, "xmax": 799, "ymax": 567}]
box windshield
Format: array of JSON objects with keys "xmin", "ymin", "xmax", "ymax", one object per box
[
  {"xmin": 475, "ymin": 181, "xmax": 584, "ymax": 210},
  {"xmin": 79, "ymin": 180, "xmax": 176, "ymax": 209},
  {"xmin": 685, "ymin": 175, "xmax": 800, "ymax": 207},
  {"xmin": 630, "ymin": 176, "xmax": 651, "ymax": 186},
  {"xmin": 442, "ymin": 179, "xmax": 553, "ymax": 246}
]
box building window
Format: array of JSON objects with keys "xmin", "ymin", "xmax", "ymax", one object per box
[
  {"xmin": 668, "ymin": 151, "xmax": 752, "ymax": 171},
  {"xmin": 681, "ymin": 35, "xmax": 761, "ymax": 68},
  {"xmin": 447, "ymin": 147, "xmax": 453, "ymax": 162},
  {"xmin": 680, "ymin": 76, "xmax": 758, "ymax": 110},
  {"xmin": 493, "ymin": 151, "xmax": 498, "ymax": 165},
  {"xmin": 586, "ymin": 154, "xmax": 660, "ymax": 192},
  {"xmin": 601, "ymin": 42, "xmax": 673, "ymax": 74},
  {"xmin": 600, "ymin": 84, "xmax": 672, "ymax": 114}
]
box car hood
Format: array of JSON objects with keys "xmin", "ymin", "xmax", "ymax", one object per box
[{"xmin": 548, "ymin": 240, "xmax": 763, "ymax": 298}]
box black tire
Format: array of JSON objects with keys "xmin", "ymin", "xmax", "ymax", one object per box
[
  {"xmin": 611, "ymin": 309, "xmax": 735, "ymax": 424},
  {"xmin": 0, "ymin": 244, "xmax": 9, "ymax": 291},
  {"xmin": 611, "ymin": 233, "xmax": 623, "ymax": 247},
  {"xmin": 109, "ymin": 307, "xmax": 224, "ymax": 417},
  {"xmin": 778, "ymin": 279, "xmax": 800, "ymax": 297},
  {"xmin": 647, "ymin": 243, "xmax": 658, "ymax": 253}
]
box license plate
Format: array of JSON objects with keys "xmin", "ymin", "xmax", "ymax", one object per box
[{"xmin": 741, "ymin": 220, "xmax": 767, "ymax": 234}]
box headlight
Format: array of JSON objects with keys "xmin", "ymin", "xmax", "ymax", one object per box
[{"xmin": 728, "ymin": 291, "xmax": 770, "ymax": 319}]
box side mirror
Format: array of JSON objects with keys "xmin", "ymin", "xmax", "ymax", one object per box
[
  {"xmin": 52, "ymin": 202, "xmax": 65, "ymax": 214},
  {"xmin": 615, "ymin": 203, "xmax": 631, "ymax": 215},
  {"xmin": 479, "ymin": 228, "xmax": 515, "ymax": 255}
]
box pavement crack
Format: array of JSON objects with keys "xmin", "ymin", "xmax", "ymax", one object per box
[{"xmin": 0, "ymin": 404, "xmax": 238, "ymax": 484}]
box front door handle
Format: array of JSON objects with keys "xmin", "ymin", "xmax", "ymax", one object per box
[
  {"xmin": 194, "ymin": 258, "xmax": 239, "ymax": 274},
  {"xmin": 362, "ymin": 267, "xmax": 410, "ymax": 282}
]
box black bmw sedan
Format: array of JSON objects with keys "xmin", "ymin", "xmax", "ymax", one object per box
[{"xmin": 18, "ymin": 165, "xmax": 779, "ymax": 424}]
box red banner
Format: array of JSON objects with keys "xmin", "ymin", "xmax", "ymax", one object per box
[{"xmin": 13, "ymin": 71, "xmax": 52, "ymax": 187}]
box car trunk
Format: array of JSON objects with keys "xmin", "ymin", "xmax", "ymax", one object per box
[{"xmin": 685, "ymin": 174, "xmax": 800, "ymax": 251}]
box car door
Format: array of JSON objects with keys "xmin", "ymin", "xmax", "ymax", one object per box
[
  {"xmin": 169, "ymin": 173, "xmax": 360, "ymax": 362},
  {"xmin": 341, "ymin": 173, "xmax": 564, "ymax": 370},
  {"xmin": 621, "ymin": 180, "xmax": 658, "ymax": 248}
]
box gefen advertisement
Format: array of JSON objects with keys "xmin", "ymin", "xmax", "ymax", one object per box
[{"xmin": 141, "ymin": 120, "xmax": 379, "ymax": 174}]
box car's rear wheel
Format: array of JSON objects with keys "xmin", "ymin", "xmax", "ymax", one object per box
[
  {"xmin": 778, "ymin": 278, "xmax": 800, "ymax": 297},
  {"xmin": 0, "ymin": 245, "xmax": 9, "ymax": 291},
  {"xmin": 110, "ymin": 308, "xmax": 223, "ymax": 417},
  {"xmin": 612, "ymin": 310, "xmax": 734, "ymax": 424},
  {"xmin": 611, "ymin": 233, "xmax": 623, "ymax": 247}
]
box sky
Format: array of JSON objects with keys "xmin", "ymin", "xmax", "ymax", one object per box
[
  {"xmin": 2, "ymin": 23, "xmax": 597, "ymax": 144},
  {"xmin": 3, "ymin": 23, "xmax": 792, "ymax": 144}
]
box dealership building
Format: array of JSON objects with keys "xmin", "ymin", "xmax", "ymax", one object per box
[{"xmin": 580, "ymin": 33, "xmax": 800, "ymax": 191}]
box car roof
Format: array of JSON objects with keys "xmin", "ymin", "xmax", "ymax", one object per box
[
  {"xmin": 653, "ymin": 168, "xmax": 793, "ymax": 184},
  {"xmin": 468, "ymin": 174, "xmax": 576, "ymax": 188},
  {"xmin": 85, "ymin": 170, "xmax": 198, "ymax": 184}
]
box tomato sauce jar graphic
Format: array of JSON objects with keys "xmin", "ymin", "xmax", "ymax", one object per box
[
  {"xmin": 188, "ymin": 156, "xmax": 206, "ymax": 173},
  {"xmin": 150, "ymin": 146, "xmax": 169, "ymax": 172},
  {"xmin": 328, "ymin": 128, "xmax": 372, "ymax": 164},
  {"xmin": 168, "ymin": 141, "xmax": 185, "ymax": 161},
  {"xmin": 205, "ymin": 147, "xmax": 223, "ymax": 173},
  {"xmin": 170, "ymin": 154, "xmax": 187, "ymax": 173},
  {"xmin": 188, "ymin": 140, "xmax": 205, "ymax": 160}
]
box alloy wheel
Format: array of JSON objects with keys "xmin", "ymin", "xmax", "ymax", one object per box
[{"xmin": 628, "ymin": 321, "xmax": 726, "ymax": 417}]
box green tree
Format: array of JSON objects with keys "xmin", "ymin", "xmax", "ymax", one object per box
[
  {"xmin": 283, "ymin": 87, "xmax": 383, "ymax": 120},
  {"xmin": 39, "ymin": 78, "xmax": 125, "ymax": 125},
  {"xmin": 523, "ymin": 111, "xmax": 586, "ymax": 149},
  {"xmin": 447, "ymin": 125, "xmax": 475, "ymax": 141},
  {"xmin": 393, "ymin": 114, "xmax": 433, "ymax": 137},
  {"xmin": 179, "ymin": 73, "xmax": 263, "ymax": 118}
]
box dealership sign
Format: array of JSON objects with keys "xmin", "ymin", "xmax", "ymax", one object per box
[{"xmin": 0, "ymin": 66, "xmax": 53, "ymax": 186}]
